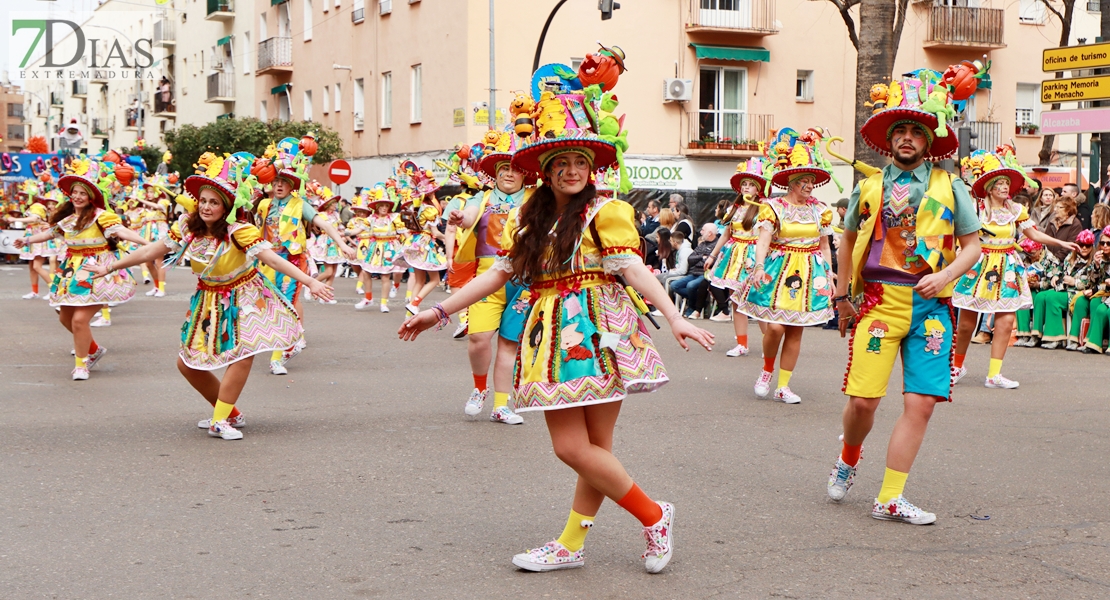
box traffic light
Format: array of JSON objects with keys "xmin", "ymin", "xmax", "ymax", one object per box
[
  {"xmin": 599, "ymin": 0, "xmax": 620, "ymax": 20},
  {"xmin": 957, "ymin": 126, "xmax": 978, "ymax": 161}
]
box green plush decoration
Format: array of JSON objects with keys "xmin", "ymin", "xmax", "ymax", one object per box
[{"xmin": 584, "ymin": 84, "xmax": 632, "ymax": 194}]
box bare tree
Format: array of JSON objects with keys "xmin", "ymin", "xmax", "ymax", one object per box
[
  {"xmin": 1038, "ymin": 0, "xmax": 1078, "ymax": 166},
  {"xmin": 829, "ymin": 0, "xmax": 910, "ymax": 181}
]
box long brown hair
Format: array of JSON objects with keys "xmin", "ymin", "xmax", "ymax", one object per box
[
  {"xmin": 510, "ymin": 182, "xmax": 597, "ymax": 284},
  {"xmin": 185, "ymin": 187, "xmax": 232, "ymax": 241},
  {"xmin": 656, "ymin": 227, "xmax": 676, "ymax": 269},
  {"xmin": 720, "ymin": 193, "xmax": 761, "ymax": 233},
  {"xmin": 50, "ymin": 182, "xmax": 98, "ymax": 231}
]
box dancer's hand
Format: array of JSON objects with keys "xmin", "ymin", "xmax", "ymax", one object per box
[
  {"xmin": 339, "ymin": 243, "xmax": 357, "ymax": 260},
  {"xmin": 90, "ymin": 262, "xmax": 114, "ymax": 279},
  {"xmin": 398, "ymin": 310, "xmax": 438, "ymax": 340},
  {"xmin": 669, "ymin": 316, "xmax": 715, "ymax": 351},
  {"xmin": 12, "ymin": 237, "xmax": 25, "ymax": 249},
  {"xmin": 447, "ymin": 210, "xmax": 465, "ymax": 226},
  {"xmin": 914, "ymin": 271, "xmax": 949, "ymax": 300},
  {"xmin": 307, "ymin": 279, "xmax": 333, "ymax": 302},
  {"xmin": 837, "ymin": 299, "xmax": 858, "ymax": 338}
]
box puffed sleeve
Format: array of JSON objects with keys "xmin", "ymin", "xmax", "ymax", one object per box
[
  {"xmin": 1015, "ymin": 203, "xmax": 1035, "ymax": 232},
  {"xmin": 164, "ymin": 214, "xmax": 188, "ymax": 252},
  {"xmin": 593, "ymin": 200, "xmax": 644, "ymax": 274},
  {"xmin": 754, "ymin": 201, "xmax": 779, "ymax": 233},
  {"xmin": 96, "ymin": 210, "xmax": 126, "ymax": 237},
  {"xmin": 231, "ymin": 223, "xmax": 272, "ymax": 259},
  {"xmin": 28, "ymin": 204, "xmax": 48, "ymax": 220},
  {"xmin": 818, "ymin": 204, "xmax": 834, "ymax": 236},
  {"xmin": 492, "ymin": 207, "xmax": 518, "ymax": 274}
]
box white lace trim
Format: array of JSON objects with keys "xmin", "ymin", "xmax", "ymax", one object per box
[
  {"xmin": 755, "ymin": 220, "xmax": 776, "ymax": 233},
  {"xmin": 491, "ymin": 255, "xmax": 514, "ymax": 274},
  {"xmin": 1018, "ymin": 219, "xmax": 1035, "ymax": 231},
  {"xmin": 163, "ymin": 235, "xmax": 182, "ymax": 253},
  {"xmin": 246, "ymin": 240, "xmax": 273, "ymax": 260},
  {"xmin": 602, "ymin": 254, "xmax": 643, "ymax": 274},
  {"xmin": 103, "ymin": 223, "xmax": 125, "ymax": 237}
]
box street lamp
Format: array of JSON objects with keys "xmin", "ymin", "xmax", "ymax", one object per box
[{"xmin": 532, "ymin": 0, "xmax": 621, "ymax": 72}]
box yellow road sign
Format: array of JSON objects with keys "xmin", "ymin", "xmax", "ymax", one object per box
[
  {"xmin": 1041, "ymin": 75, "xmax": 1110, "ymax": 103},
  {"xmin": 1043, "ymin": 42, "xmax": 1110, "ymax": 72}
]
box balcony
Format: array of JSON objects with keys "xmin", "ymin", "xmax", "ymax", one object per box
[
  {"xmin": 685, "ymin": 0, "xmax": 778, "ymax": 36},
  {"xmin": 155, "ymin": 86, "xmax": 177, "ymax": 116},
  {"xmin": 206, "ymin": 72, "xmax": 235, "ymax": 103},
  {"xmin": 50, "ymin": 92, "xmax": 64, "ymax": 106},
  {"xmin": 206, "ymin": 0, "xmax": 235, "ymax": 21},
  {"xmin": 966, "ymin": 120, "xmax": 1002, "ymax": 150},
  {"xmin": 154, "ymin": 18, "xmax": 175, "ymax": 47},
  {"xmin": 71, "ymin": 80, "xmax": 88, "ymax": 97},
  {"xmin": 7, "ymin": 125, "xmax": 26, "ymax": 142},
  {"xmin": 91, "ymin": 118, "xmax": 109, "ymax": 137},
  {"xmin": 7, "ymin": 104, "xmax": 24, "ymax": 121},
  {"xmin": 924, "ymin": 6, "xmax": 1005, "ymax": 49},
  {"xmin": 257, "ymin": 37, "xmax": 293, "ymax": 74},
  {"xmin": 352, "ymin": 7, "xmax": 365, "ymax": 23},
  {"xmin": 685, "ymin": 110, "xmax": 773, "ymax": 157}
]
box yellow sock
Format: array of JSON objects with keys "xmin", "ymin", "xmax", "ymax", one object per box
[
  {"xmin": 356, "ymin": 282, "xmax": 364, "ymax": 292},
  {"xmin": 493, "ymin": 392, "xmax": 509, "ymax": 409},
  {"xmin": 381, "ymin": 298, "xmax": 388, "ymax": 305},
  {"xmin": 157, "ymin": 281, "xmax": 165, "ymax": 292},
  {"xmin": 877, "ymin": 468, "xmax": 909, "ymax": 504},
  {"xmin": 101, "ymin": 308, "xmax": 110, "ymax": 320},
  {"xmin": 212, "ymin": 400, "xmax": 235, "ymax": 424},
  {"xmin": 777, "ymin": 368, "xmax": 793, "ymax": 388},
  {"xmin": 75, "ymin": 355, "xmax": 86, "ymax": 369},
  {"xmin": 141, "ymin": 265, "xmax": 150, "ymax": 279},
  {"xmin": 987, "ymin": 358, "xmax": 1003, "ymax": 378},
  {"xmin": 405, "ymin": 290, "xmax": 412, "ymax": 300},
  {"xmin": 555, "ymin": 510, "xmax": 594, "ymax": 552},
  {"xmin": 271, "ymin": 350, "xmax": 283, "ymax": 362}
]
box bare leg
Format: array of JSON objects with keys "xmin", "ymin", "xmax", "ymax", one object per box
[
  {"xmin": 886, "ymin": 393, "xmax": 937, "ymax": 472},
  {"xmin": 177, "ymin": 356, "xmax": 221, "ymax": 405},
  {"xmin": 33, "ymin": 257, "xmax": 52, "ymax": 285},
  {"xmin": 778, "ymin": 325, "xmax": 804, "ymax": 371},
  {"xmin": 545, "ymin": 402, "xmax": 632, "ymax": 515},
  {"xmin": 467, "ymin": 330, "xmax": 495, "ymax": 377},
  {"xmin": 954, "ymin": 309, "xmax": 977, "ymax": 356},
  {"xmin": 732, "ymin": 303, "xmax": 748, "ymax": 339},
  {"xmin": 416, "ymin": 270, "xmax": 440, "ymax": 300},
  {"xmin": 492, "ymin": 337, "xmax": 518, "ymax": 394},
  {"xmin": 380, "ymin": 274, "xmax": 391, "ymax": 301},
  {"xmin": 762, "ymin": 323, "xmax": 785, "ymax": 363},
  {"xmin": 68, "ymin": 305, "xmax": 99, "ymax": 361},
  {"xmin": 842, "ymin": 395, "xmax": 882, "ymax": 446},
  {"xmin": 216, "ymin": 356, "xmax": 255, "ymax": 404},
  {"xmin": 990, "ymin": 312, "xmax": 1015, "ymax": 360}
]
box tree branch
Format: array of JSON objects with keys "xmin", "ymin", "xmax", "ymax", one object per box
[
  {"xmin": 829, "ymin": 0, "xmax": 860, "ymax": 50},
  {"xmin": 891, "ymin": 0, "xmax": 910, "ymax": 59},
  {"xmin": 1038, "ymin": 0, "xmax": 1063, "ymax": 25}
]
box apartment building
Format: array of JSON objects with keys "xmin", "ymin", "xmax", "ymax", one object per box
[
  {"xmin": 169, "ymin": 0, "xmax": 257, "ymax": 127},
  {"xmin": 1, "ymin": 84, "xmax": 26, "ymax": 154}
]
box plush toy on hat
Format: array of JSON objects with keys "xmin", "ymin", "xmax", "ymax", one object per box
[
  {"xmin": 764, "ymin": 128, "xmax": 833, "ymax": 189},
  {"xmin": 960, "ymin": 149, "xmax": 1027, "ymax": 200}
]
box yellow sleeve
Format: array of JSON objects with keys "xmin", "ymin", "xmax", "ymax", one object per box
[
  {"xmin": 420, "ymin": 205, "xmax": 439, "ymax": 226},
  {"xmin": 96, "ymin": 210, "xmax": 123, "ymax": 229},
  {"xmin": 593, "ymin": 200, "xmax": 641, "ymax": 258},
  {"xmin": 755, "ymin": 202, "xmax": 779, "ymax": 232},
  {"xmin": 159, "ymin": 198, "xmax": 171, "ymax": 209},
  {"xmin": 231, "ymin": 223, "xmax": 265, "ymax": 252},
  {"xmin": 168, "ymin": 215, "xmax": 186, "ymax": 243},
  {"xmin": 29, "ymin": 204, "xmax": 48, "ymax": 220},
  {"xmin": 819, "ymin": 204, "xmax": 834, "ymax": 235},
  {"xmin": 501, "ymin": 207, "xmax": 520, "ymax": 252}
]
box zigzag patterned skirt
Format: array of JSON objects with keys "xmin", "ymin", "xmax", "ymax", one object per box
[
  {"xmin": 514, "ymin": 280, "xmax": 668, "ymax": 413},
  {"xmin": 179, "ymin": 271, "xmax": 304, "ymax": 371}
]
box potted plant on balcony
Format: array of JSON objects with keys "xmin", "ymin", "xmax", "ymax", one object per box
[
  {"xmin": 720, "ymin": 137, "xmax": 733, "ymax": 151},
  {"xmin": 1025, "ymin": 124, "xmax": 1039, "ymax": 135}
]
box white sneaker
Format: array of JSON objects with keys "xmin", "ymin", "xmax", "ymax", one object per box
[
  {"xmin": 154, "ymin": 289, "xmax": 165, "ymax": 297},
  {"xmin": 827, "ymin": 456, "xmax": 859, "ymax": 501},
  {"xmin": 283, "ymin": 338, "xmax": 306, "ymax": 363},
  {"xmin": 208, "ymin": 420, "xmax": 243, "ymax": 440},
  {"xmin": 72, "ymin": 366, "xmax": 89, "ymax": 381},
  {"xmin": 21, "ymin": 291, "xmax": 38, "ymax": 299},
  {"xmin": 90, "ymin": 315, "xmax": 111, "ymax": 327},
  {"xmin": 686, "ymin": 311, "xmax": 701, "ymax": 320},
  {"xmin": 642, "ymin": 501, "xmax": 675, "ymax": 574},
  {"xmin": 145, "ymin": 288, "xmax": 157, "ymax": 296},
  {"xmin": 950, "ymin": 365, "xmax": 967, "ymax": 385},
  {"xmin": 325, "ymin": 299, "xmax": 337, "ymax": 305},
  {"xmin": 379, "ymin": 303, "xmax": 390, "ymax": 313},
  {"xmin": 85, "ymin": 346, "xmax": 107, "ymax": 370},
  {"xmin": 355, "ymin": 284, "xmax": 365, "ymax": 294},
  {"xmin": 453, "ymin": 322, "xmax": 469, "ymax": 339},
  {"xmin": 649, "ymin": 309, "xmax": 663, "ymax": 317},
  {"xmin": 199, "ymin": 413, "xmax": 246, "ymax": 429},
  {"xmin": 725, "ymin": 344, "xmax": 748, "ymax": 357},
  {"xmin": 355, "ymin": 299, "xmax": 372, "ymax": 310},
  {"xmin": 511, "ymin": 540, "xmax": 585, "ymax": 572},
  {"xmin": 143, "ymin": 277, "xmax": 152, "ymax": 284},
  {"xmin": 490, "ymin": 406, "xmax": 524, "ymax": 425},
  {"xmin": 709, "ymin": 312, "xmax": 731, "ymax": 322},
  {"xmin": 269, "ymin": 360, "xmax": 288, "ymax": 375},
  {"xmin": 389, "ymin": 286, "xmax": 398, "ymax": 299},
  {"xmin": 773, "ymin": 386, "xmax": 801, "ymax": 404},
  {"xmin": 754, "ymin": 370, "xmax": 773, "ymax": 397},
  {"xmin": 303, "ymin": 287, "xmax": 313, "ymax": 301},
  {"xmin": 872, "ymin": 495, "xmax": 936, "ymax": 525},
  {"xmin": 464, "ymin": 388, "xmax": 487, "ymax": 416},
  {"xmin": 405, "ymin": 303, "xmax": 419, "ymax": 316},
  {"xmin": 984, "ymin": 374, "xmax": 1019, "ymax": 389}
]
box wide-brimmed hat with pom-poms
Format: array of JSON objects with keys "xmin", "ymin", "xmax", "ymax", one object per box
[
  {"xmin": 765, "ymin": 128, "xmax": 832, "ymax": 189},
  {"xmin": 730, "ymin": 157, "xmax": 770, "ymax": 195},
  {"xmin": 479, "ymin": 128, "xmax": 538, "ymax": 186},
  {"xmin": 58, "ymin": 157, "xmax": 108, "ymax": 209},
  {"xmin": 185, "ymin": 151, "xmax": 258, "ymax": 223},
  {"xmin": 960, "ymin": 148, "xmax": 1026, "ymax": 200}
]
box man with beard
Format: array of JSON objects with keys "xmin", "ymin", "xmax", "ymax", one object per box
[{"xmin": 825, "ymin": 74, "xmax": 983, "ymax": 526}]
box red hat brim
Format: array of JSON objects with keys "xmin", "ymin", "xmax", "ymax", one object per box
[
  {"xmin": 971, "ymin": 169, "xmax": 1025, "ymax": 199},
  {"xmin": 58, "ymin": 175, "xmax": 105, "ymax": 210},
  {"xmin": 480, "ymin": 151, "xmax": 539, "ymax": 186},
  {"xmin": 770, "ymin": 167, "xmax": 832, "ymax": 189},
  {"xmin": 511, "ymin": 137, "xmax": 618, "ymax": 176},
  {"xmin": 860, "ymin": 108, "xmax": 958, "ymax": 160},
  {"xmin": 730, "ymin": 173, "xmax": 768, "ymax": 195},
  {"xmin": 277, "ymin": 169, "xmax": 304, "ymax": 190},
  {"xmin": 184, "ymin": 174, "xmax": 236, "ymax": 208}
]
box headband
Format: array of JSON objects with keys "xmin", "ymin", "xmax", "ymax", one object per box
[
  {"xmin": 539, "ymin": 147, "xmax": 595, "ymax": 172},
  {"xmin": 886, "ymin": 119, "xmax": 935, "ymax": 147}
]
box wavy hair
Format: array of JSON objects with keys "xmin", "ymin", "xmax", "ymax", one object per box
[{"xmin": 509, "ymin": 182, "xmax": 597, "ymax": 284}]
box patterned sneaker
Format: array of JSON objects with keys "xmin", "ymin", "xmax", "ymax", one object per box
[
  {"xmin": 871, "ymin": 495, "xmax": 936, "ymax": 525},
  {"xmin": 452, "ymin": 322, "xmax": 469, "ymax": 339},
  {"xmin": 950, "ymin": 365, "xmax": 967, "ymax": 385},
  {"xmin": 198, "ymin": 413, "xmax": 246, "ymax": 429},
  {"xmin": 21, "ymin": 291, "xmax": 38, "ymax": 299},
  {"xmin": 753, "ymin": 370, "xmax": 773, "ymax": 397},
  {"xmin": 985, "ymin": 374, "xmax": 1019, "ymax": 389},
  {"xmin": 355, "ymin": 299, "xmax": 372, "ymax": 310},
  {"xmin": 490, "ymin": 406, "xmax": 523, "ymax": 425},
  {"xmin": 85, "ymin": 346, "xmax": 107, "ymax": 370},
  {"xmin": 389, "ymin": 286, "xmax": 398, "ymax": 299},
  {"xmin": 380, "ymin": 303, "xmax": 390, "ymax": 313},
  {"xmin": 90, "ymin": 315, "xmax": 111, "ymax": 328},
  {"xmin": 208, "ymin": 420, "xmax": 244, "ymax": 441},
  {"xmin": 72, "ymin": 366, "xmax": 89, "ymax": 381},
  {"xmin": 145, "ymin": 288, "xmax": 158, "ymax": 296},
  {"xmin": 773, "ymin": 387, "xmax": 801, "ymax": 404},
  {"xmin": 269, "ymin": 360, "xmax": 288, "ymax": 376},
  {"xmin": 827, "ymin": 456, "xmax": 859, "ymax": 501},
  {"xmin": 642, "ymin": 501, "xmax": 675, "ymax": 574},
  {"xmin": 725, "ymin": 343, "xmax": 748, "ymax": 357},
  {"xmin": 154, "ymin": 289, "xmax": 165, "ymax": 297},
  {"xmin": 405, "ymin": 303, "xmax": 419, "ymax": 316},
  {"xmin": 464, "ymin": 388, "xmax": 487, "ymax": 416},
  {"xmin": 511, "ymin": 540, "xmax": 584, "ymax": 572},
  {"xmin": 282, "ymin": 339, "xmax": 306, "ymax": 363}
]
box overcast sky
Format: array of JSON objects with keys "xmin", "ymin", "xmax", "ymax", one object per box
[{"xmin": 3, "ymin": 0, "xmax": 106, "ymax": 85}]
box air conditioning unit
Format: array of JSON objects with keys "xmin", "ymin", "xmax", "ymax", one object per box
[
  {"xmin": 354, "ymin": 112, "xmax": 365, "ymax": 131},
  {"xmin": 663, "ymin": 78, "xmax": 693, "ymax": 102}
]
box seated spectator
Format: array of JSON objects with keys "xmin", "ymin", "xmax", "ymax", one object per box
[
  {"xmin": 1044, "ymin": 197, "xmax": 1084, "ymax": 260},
  {"xmin": 1092, "ymin": 204, "xmax": 1110, "ymax": 246},
  {"xmin": 647, "ymin": 208, "xmax": 676, "ymax": 245},
  {"xmin": 1030, "ymin": 187, "xmax": 1057, "ymax": 231},
  {"xmin": 657, "ymin": 229, "xmax": 691, "ymax": 290},
  {"xmin": 1026, "ymin": 230, "xmax": 1093, "ymax": 350},
  {"xmin": 670, "ymin": 223, "xmax": 718, "ymax": 318},
  {"xmin": 1014, "ymin": 238, "xmax": 1044, "ymax": 344},
  {"xmin": 1080, "ymin": 230, "xmax": 1110, "ymax": 353},
  {"xmin": 646, "ymin": 227, "xmax": 675, "ymax": 274}
]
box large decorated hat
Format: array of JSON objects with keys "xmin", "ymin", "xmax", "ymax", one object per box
[
  {"xmin": 58, "ymin": 157, "xmax": 108, "ymax": 209},
  {"xmin": 960, "ymin": 146, "xmax": 1027, "ymax": 199},
  {"xmin": 436, "ymin": 142, "xmax": 492, "ymax": 190},
  {"xmin": 478, "ymin": 128, "xmax": 538, "ymax": 186},
  {"xmin": 366, "ymin": 183, "xmax": 394, "ymax": 211},
  {"xmin": 395, "ymin": 159, "xmax": 442, "ymax": 197},
  {"xmin": 272, "ymin": 137, "xmax": 311, "ymax": 191},
  {"xmin": 184, "ymin": 151, "xmax": 258, "ymax": 223},
  {"xmin": 730, "ymin": 157, "xmax": 769, "ymax": 194},
  {"xmin": 766, "ymin": 128, "xmax": 832, "ymax": 189},
  {"xmin": 349, "ymin": 189, "xmax": 371, "ymax": 212}
]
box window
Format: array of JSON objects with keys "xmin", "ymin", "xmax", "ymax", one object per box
[
  {"xmin": 259, "ymin": 14, "xmax": 267, "ymax": 41},
  {"xmin": 1019, "ymin": 0, "xmax": 1045, "ymax": 23},
  {"xmin": 278, "ymin": 3, "xmax": 292, "ymax": 37},
  {"xmin": 304, "ymin": 90, "xmax": 313, "ymax": 121},
  {"xmin": 323, "ymin": 85, "xmax": 330, "ymax": 114},
  {"xmin": 698, "ymin": 0, "xmax": 755, "ymax": 29},
  {"xmin": 278, "ymin": 93, "xmax": 291, "ymax": 121},
  {"xmin": 570, "ymin": 57, "xmax": 583, "ymax": 71},
  {"xmin": 304, "ymin": 0, "xmax": 313, "ymax": 41},
  {"xmin": 1089, "ymin": 0, "xmax": 1100, "ymax": 12},
  {"xmin": 410, "ymin": 64, "xmax": 422, "ymax": 123},
  {"xmin": 380, "ymin": 0, "xmax": 392, "ymax": 15},
  {"xmin": 260, "ymin": 99, "xmax": 268, "ymax": 119},
  {"xmin": 354, "ymin": 78, "xmax": 365, "ymax": 131},
  {"xmin": 243, "ymin": 31, "xmax": 251, "ymax": 73},
  {"xmin": 796, "ymin": 70, "xmax": 814, "ymax": 102},
  {"xmin": 382, "ymin": 72, "xmax": 392, "ymax": 128},
  {"xmin": 1016, "ymin": 83, "xmax": 1040, "ymax": 127},
  {"xmin": 336, "ymin": 0, "xmax": 342, "ymax": 7},
  {"xmin": 353, "ymin": 0, "xmax": 365, "ymax": 22},
  {"xmin": 334, "ymin": 82, "xmax": 342, "ymax": 112},
  {"xmin": 698, "ymin": 67, "xmax": 747, "ymax": 141}
]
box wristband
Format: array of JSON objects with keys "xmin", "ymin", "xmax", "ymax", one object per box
[{"xmin": 832, "ymin": 294, "xmax": 850, "ymax": 303}]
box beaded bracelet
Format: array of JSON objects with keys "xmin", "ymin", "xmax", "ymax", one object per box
[{"xmin": 431, "ymin": 303, "xmax": 451, "ymax": 331}]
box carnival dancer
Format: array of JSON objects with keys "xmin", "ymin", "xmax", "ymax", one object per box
[
  {"xmin": 828, "ymin": 68, "xmax": 985, "ymax": 525},
  {"xmin": 255, "ymin": 140, "xmax": 355, "ymax": 374},
  {"xmin": 1022, "ymin": 232, "xmax": 1091, "ymax": 349},
  {"xmin": 135, "ymin": 176, "xmax": 172, "ymax": 297},
  {"xmin": 445, "ymin": 129, "xmax": 534, "ymax": 424},
  {"xmin": 307, "ymin": 185, "xmax": 345, "ymax": 304},
  {"xmin": 705, "ymin": 158, "xmax": 768, "ymax": 357},
  {"xmin": 351, "ymin": 186, "xmax": 405, "ymax": 311},
  {"xmin": 440, "ymin": 147, "xmax": 491, "ymax": 339},
  {"xmin": 397, "ymin": 183, "xmax": 448, "ymax": 314},
  {"xmin": 401, "ymin": 66, "xmax": 715, "ymax": 573},
  {"xmin": 951, "ymin": 149, "xmax": 1077, "ymax": 387},
  {"xmin": 14, "ymin": 158, "xmax": 145, "ymax": 380},
  {"xmin": 5, "ymin": 185, "xmax": 62, "ymax": 299},
  {"xmin": 734, "ymin": 130, "xmax": 836, "ymax": 403},
  {"xmin": 91, "ymin": 154, "xmax": 330, "ymax": 440}
]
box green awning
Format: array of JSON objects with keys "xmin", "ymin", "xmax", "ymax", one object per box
[
  {"xmin": 689, "ymin": 44, "xmax": 769, "ymax": 63},
  {"xmin": 271, "ymin": 83, "xmax": 289, "ymax": 95},
  {"xmin": 271, "ymin": 0, "xmax": 287, "ymax": 5},
  {"xmin": 217, "ymin": 113, "xmax": 234, "ymax": 120},
  {"xmin": 217, "ymin": 35, "xmax": 232, "ymax": 46}
]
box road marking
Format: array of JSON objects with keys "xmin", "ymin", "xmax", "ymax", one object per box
[{"xmin": 9, "ymin": 381, "xmax": 56, "ymax": 386}]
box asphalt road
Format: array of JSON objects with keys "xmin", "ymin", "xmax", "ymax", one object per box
[{"xmin": 2, "ymin": 266, "xmax": 1109, "ymax": 599}]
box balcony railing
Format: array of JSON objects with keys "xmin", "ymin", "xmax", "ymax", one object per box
[
  {"xmin": 966, "ymin": 120, "xmax": 1002, "ymax": 149},
  {"xmin": 925, "ymin": 6, "xmax": 1005, "ymax": 49},
  {"xmin": 7, "ymin": 104, "xmax": 24, "ymax": 120},
  {"xmin": 154, "ymin": 18, "xmax": 175, "ymax": 46},
  {"xmin": 206, "ymin": 72, "xmax": 235, "ymax": 102},
  {"xmin": 7, "ymin": 125, "xmax": 26, "ymax": 141},
  {"xmin": 685, "ymin": 0, "xmax": 778, "ymax": 35},
  {"xmin": 155, "ymin": 86, "xmax": 176, "ymax": 114},
  {"xmin": 71, "ymin": 80, "xmax": 88, "ymax": 96},
  {"xmin": 686, "ymin": 111, "xmax": 773, "ymax": 155},
  {"xmin": 352, "ymin": 8, "xmax": 365, "ymax": 22},
  {"xmin": 91, "ymin": 118, "xmax": 109, "ymax": 137},
  {"xmin": 206, "ymin": 0, "xmax": 235, "ymax": 20},
  {"xmin": 257, "ymin": 37, "xmax": 293, "ymax": 73}
]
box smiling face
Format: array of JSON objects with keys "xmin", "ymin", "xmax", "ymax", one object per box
[
  {"xmin": 889, "ymin": 123, "xmax": 929, "ymax": 167},
  {"xmin": 545, "ymin": 152, "xmax": 591, "ymax": 197},
  {"xmin": 69, "ymin": 184, "xmax": 91, "ymax": 209},
  {"xmin": 197, "ymin": 188, "xmax": 227, "ymax": 225}
]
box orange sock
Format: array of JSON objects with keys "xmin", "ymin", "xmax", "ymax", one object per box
[
  {"xmin": 365, "ymin": 292, "xmax": 373, "ymax": 301},
  {"xmin": 737, "ymin": 335, "xmax": 748, "ymax": 347},
  {"xmin": 473, "ymin": 373, "xmax": 488, "ymax": 392},
  {"xmin": 32, "ymin": 282, "xmax": 39, "ymax": 294},
  {"xmin": 412, "ymin": 296, "xmax": 423, "ymax": 307},
  {"xmin": 617, "ymin": 483, "xmax": 664, "ymax": 527},
  {"xmin": 88, "ymin": 340, "xmax": 99, "ymax": 354},
  {"xmin": 229, "ymin": 406, "xmax": 241, "ymax": 419},
  {"xmin": 954, "ymin": 353, "xmax": 966, "ymax": 369},
  {"xmin": 763, "ymin": 355, "xmax": 775, "ymax": 373},
  {"xmin": 841, "ymin": 443, "xmax": 863, "ymax": 467}
]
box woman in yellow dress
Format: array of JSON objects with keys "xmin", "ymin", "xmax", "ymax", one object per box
[
  {"xmin": 15, "ymin": 159, "xmax": 146, "ymax": 380},
  {"xmin": 5, "ymin": 188, "xmax": 61, "ymax": 299},
  {"xmin": 92, "ymin": 155, "xmax": 333, "ymax": 440},
  {"xmin": 350, "ymin": 188, "xmax": 404, "ymax": 311},
  {"xmin": 135, "ymin": 180, "xmax": 172, "ymax": 297}
]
